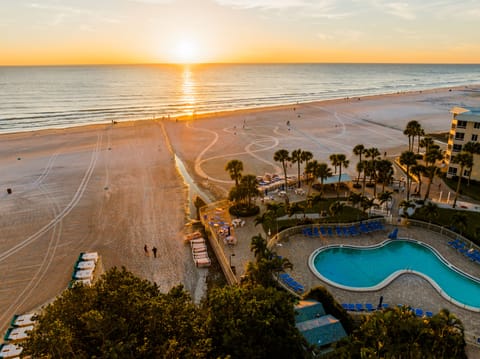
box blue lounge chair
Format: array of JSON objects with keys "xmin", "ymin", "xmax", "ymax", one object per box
[
  {"xmin": 347, "ymin": 304, "xmax": 355, "ymax": 311},
  {"xmin": 327, "ymin": 227, "xmax": 333, "ymax": 236},
  {"xmin": 313, "ymin": 227, "xmax": 320, "ymax": 237},
  {"xmin": 355, "ymin": 303, "xmax": 364, "ymax": 311},
  {"xmin": 342, "ymin": 303, "xmax": 349, "ymax": 310},
  {"xmin": 425, "ymin": 311, "xmax": 433, "ymax": 318},
  {"xmin": 342, "ymin": 227, "xmax": 350, "ymax": 237},
  {"xmin": 365, "ymin": 303, "xmax": 374, "ymax": 311},
  {"xmin": 415, "ymin": 308, "xmax": 424, "ymax": 317},
  {"xmin": 320, "ymin": 227, "xmax": 327, "ymax": 236},
  {"xmin": 335, "ymin": 226, "xmax": 343, "ymax": 236}
]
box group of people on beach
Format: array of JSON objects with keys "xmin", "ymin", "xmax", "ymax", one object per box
[{"xmin": 144, "ymin": 244, "xmax": 157, "ymax": 258}]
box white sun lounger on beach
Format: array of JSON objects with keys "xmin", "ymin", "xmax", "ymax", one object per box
[
  {"xmin": 76, "ymin": 260, "xmax": 96, "ymax": 270},
  {"xmin": 193, "ymin": 253, "xmax": 209, "ymax": 260},
  {"xmin": 195, "ymin": 257, "xmax": 211, "ymax": 267},
  {"xmin": 191, "ymin": 243, "xmax": 207, "ymax": 250},
  {"xmin": 0, "ymin": 343, "xmax": 23, "ymax": 358},
  {"xmin": 190, "ymin": 238, "xmax": 206, "ymax": 245},
  {"xmin": 74, "ymin": 268, "xmax": 94, "ymax": 280},
  {"xmin": 7, "ymin": 325, "xmax": 34, "ymax": 342},
  {"xmin": 192, "ymin": 247, "xmax": 208, "ymax": 255},
  {"xmin": 12, "ymin": 313, "xmax": 36, "ymax": 327},
  {"xmin": 81, "ymin": 252, "xmax": 99, "ymax": 263}
]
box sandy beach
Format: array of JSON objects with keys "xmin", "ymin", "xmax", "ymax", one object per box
[{"xmin": 1, "ymin": 85, "xmax": 479, "ymax": 335}]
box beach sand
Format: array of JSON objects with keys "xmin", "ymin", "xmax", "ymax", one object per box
[{"xmin": 0, "ymin": 85, "xmax": 479, "ymax": 336}]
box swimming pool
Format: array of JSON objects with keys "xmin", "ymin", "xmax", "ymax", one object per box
[{"xmin": 309, "ymin": 239, "xmax": 480, "ymax": 311}]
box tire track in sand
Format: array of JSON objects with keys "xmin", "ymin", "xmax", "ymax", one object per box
[{"xmin": 0, "ymin": 133, "xmax": 103, "ymax": 263}]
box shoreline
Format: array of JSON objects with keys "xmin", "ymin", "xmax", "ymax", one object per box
[{"xmin": 1, "ymin": 83, "xmax": 478, "ymax": 138}]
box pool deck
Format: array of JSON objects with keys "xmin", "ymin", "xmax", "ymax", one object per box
[{"xmin": 273, "ymin": 224, "xmax": 480, "ymax": 349}]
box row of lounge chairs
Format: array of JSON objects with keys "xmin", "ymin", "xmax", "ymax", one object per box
[
  {"xmin": 342, "ymin": 303, "xmax": 388, "ymax": 312},
  {"xmin": 70, "ymin": 252, "xmax": 99, "ymax": 287},
  {"xmin": 190, "ymin": 237, "xmax": 211, "ymax": 268},
  {"xmin": 448, "ymin": 239, "xmax": 480, "ymax": 263},
  {"xmin": 1, "ymin": 313, "xmax": 37, "ymax": 358},
  {"xmin": 342, "ymin": 303, "xmax": 433, "ymax": 317},
  {"xmin": 302, "ymin": 221, "xmax": 385, "ymax": 238},
  {"xmin": 279, "ymin": 273, "xmax": 305, "ymax": 294}
]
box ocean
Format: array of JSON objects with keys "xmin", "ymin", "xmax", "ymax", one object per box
[{"xmin": 1, "ymin": 63, "xmax": 480, "ymax": 134}]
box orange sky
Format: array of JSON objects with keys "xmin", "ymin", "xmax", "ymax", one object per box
[{"xmin": 1, "ymin": 0, "xmax": 479, "ymax": 65}]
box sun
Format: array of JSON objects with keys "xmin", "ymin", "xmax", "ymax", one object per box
[{"xmin": 173, "ymin": 40, "xmax": 198, "ymax": 64}]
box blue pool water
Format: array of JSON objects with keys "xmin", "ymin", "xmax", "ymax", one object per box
[{"xmin": 311, "ymin": 239, "xmax": 480, "ymax": 310}]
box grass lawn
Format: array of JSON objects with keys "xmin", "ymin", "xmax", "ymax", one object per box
[
  {"xmin": 443, "ymin": 176, "xmax": 480, "ymax": 202},
  {"xmin": 260, "ymin": 197, "xmax": 369, "ymax": 234},
  {"xmin": 412, "ymin": 207, "xmax": 480, "ymax": 244}
]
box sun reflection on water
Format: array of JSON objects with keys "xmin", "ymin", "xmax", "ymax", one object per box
[{"xmin": 181, "ymin": 66, "xmax": 196, "ymax": 117}]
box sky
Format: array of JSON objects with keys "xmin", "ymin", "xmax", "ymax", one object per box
[{"xmin": 1, "ymin": 0, "xmax": 479, "ymax": 65}]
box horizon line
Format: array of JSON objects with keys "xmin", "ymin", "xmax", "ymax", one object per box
[{"xmin": 2, "ymin": 61, "xmax": 480, "ymax": 67}]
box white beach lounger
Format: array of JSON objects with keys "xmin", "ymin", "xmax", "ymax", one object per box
[
  {"xmin": 81, "ymin": 252, "xmax": 99, "ymax": 263},
  {"xmin": 76, "ymin": 260, "xmax": 96, "ymax": 270},
  {"xmin": 74, "ymin": 268, "xmax": 94, "ymax": 280},
  {"xmin": 195, "ymin": 257, "xmax": 211, "ymax": 267},
  {"xmin": 13, "ymin": 313, "xmax": 36, "ymax": 327},
  {"xmin": 7, "ymin": 325, "xmax": 34, "ymax": 342},
  {"xmin": 190, "ymin": 238, "xmax": 206, "ymax": 245},
  {"xmin": 0, "ymin": 343, "xmax": 23, "ymax": 358},
  {"xmin": 193, "ymin": 252, "xmax": 209, "ymax": 259}
]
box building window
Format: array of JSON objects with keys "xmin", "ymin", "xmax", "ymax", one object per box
[
  {"xmin": 474, "ymin": 123, "xmax": 480, "ymax": 129},
  {"xmin": 472, "ymin": 134, "xmax": 478, "ymax": 142},
  {"xmin": 455, "ymin": 132, "xmax": 465, "ymax": 141},
  {"xmin": 448, "ymin": 167, "xmax": 458, "ymax": 175},
  {"xmin": 464, "ymin": 169, "xmax": 471, "ymax": 177},
  {"xmin": 453, "ymin": 144, "xmax": 462, "ymax": 152},
  {"xmin": 457, "ymin": 120, "xmax": 467, "ymax": 128}
]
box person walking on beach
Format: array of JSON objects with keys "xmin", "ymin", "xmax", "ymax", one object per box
[
  {"xmin": 152, "ymin": 247, "xmax": 158, "ymax": 258},
  {"xmin": 144, "ymin": 244, "xmax": 148, "ymax": 256}
]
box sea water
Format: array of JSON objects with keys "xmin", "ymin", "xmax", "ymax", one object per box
[{"xmin": 1, "ymin": 63, "xmax": 480, "ymax": 134}]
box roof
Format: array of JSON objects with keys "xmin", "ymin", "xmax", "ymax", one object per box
[
  {"xmin": 450, "ymin": 106, "xmax": 480, "ymax": 123},
  {"xmin": 321, "ymin": 173, "xmax": 352, "ymax": 185},
  {"xmin": 295, "ymin": 300, "xmax": 326, "ymax": 323},
  {"xmin": 296, "ymin": 315, "xmax": 347, "ymax": 347},
  {"xmin": 294, "ymin": 300, "xmax": 347, "ymax": 347}
]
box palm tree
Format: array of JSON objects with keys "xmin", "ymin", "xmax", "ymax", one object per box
[
  {"xmin": 353, "ymin": 144, "xmax": 365, "ymax": 184},
  {"xmin": 330, "ymin": 153, "xmax": 349, "ymax": 198},
  {"xmin": 450, "ymin": 212, "xmax": 468, "ymax": 235},
  {"xmin": 329, "ymin": 201, "xmax": 345, "ymax": 217},
  {"xmin": 420, "ymin": 201, "xmax": 439, "ymax": 223},
  {"xmin": 273, "ymin": 149, "xmax": 290, "ymax": 197},
  {"xmin": 225, "ymin": 159, "xmax": 243, "ymax": 187},
  {"xmin": 360, "ymin": 197, "xmax": 378, "ymax": 215},
  {"xmin": 305, "ymin": 160, "xmax": 319, "ymax": 195},
  {"xmin": 403, "ymin": 120, "xmax": 423, "ymax": 152},
  {"xmin": 463, "ymin": 141, "xmax": 480, "ymax": 185},
  {"xmin": 290, "ymin": 149, "xmax": 303, "ymax": 188},
  {"xmin": 317, "ymin": 162, "xmax": 332, "ymax": 192},
  {"xmin": 288, "ymin": 202, "xmax": 305, "ymax": 224},
  {"xmin": 378, "ymin": 191, "xmax": 393, "ymax": 215},
  {"xmin": 348, "ymin": 192, "xmax": 363, "ymax": 209},
  {"xmin": 411, "ymin": 164, "xmax": 426, "ymax": 196},
  {"xmin": 423, "ymin": 147, "xmax": 444, "ymax": 200},
  {"xmin": 250, "ymin": 233, "xmax": 270, "ymax": 260},
  {"xmin": 376, "ymin": 159, "xmax": 394, "ymax": 193},
  {"xmin": 364, "ymin": 147, "xmax": 380, "ymax": 196},
  {"xmin": 419, "ymin": 136, "xmax": 435, "ymax": 154},
  {"xmin": 239, "ymin": 174, "xmax": 261, "ymax": 208},
  {"xmin": 399, "ymin": 150, "xmax": 417, "ymax": 201},
  {"xmin": 300, "ymin": 150, "xmax": 313, "ymax": 169},
  {"xmin": 451, "ymin": 152, "xmax": 473, "ymax": 208}
]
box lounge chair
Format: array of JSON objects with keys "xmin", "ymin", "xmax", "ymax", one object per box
[
  {"xmin": 313, "ymin": 227, "xmax": 320, "ymax": 237},
  {"xmin": 335, "ymin": 226, "xmax": 343, "ymax": 236},
  {"xmin": 327, "ymin": 227, "xmax": 333, "ymax": 236},
  {"xmin": 365, "ymin": 303, "xmax": 374, "ymax": 311},
  {"xmin": 355, "ymin": 303, "xmax": 364, "ymax": 311},
  {"xmin": 320, "ymin": 227, "xmax": 327, "ymax": 236},
  {"xmin": 347, "ymin": 303, "xmax": 355, "ymax": 311},
  {"xmin": 425, "ymin": 311, "xmax": 433, "ymax": 318},
  {"xmin": 415, "ymin": 308, "xmax": 424, "ymax": 317},
  {"xmin": 342, "ymin": 303, "xmax": 349, "ymax": 310}
]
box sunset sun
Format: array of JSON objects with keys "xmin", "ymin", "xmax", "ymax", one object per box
[{"xmin": 173, "ymin": 40, "xmax": 198, "ymax": 64}]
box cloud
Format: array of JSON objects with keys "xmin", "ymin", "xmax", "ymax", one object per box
[{"xmin": 127, "ymin": 0, "xmax": 174, "ymax": 4}]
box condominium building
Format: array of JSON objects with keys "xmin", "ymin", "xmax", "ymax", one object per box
[{"xmin": 445, "ymin": 106, "xmax": 480, "ymax": 180}]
